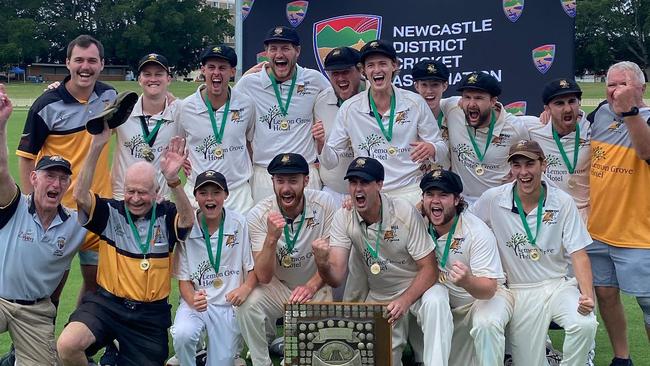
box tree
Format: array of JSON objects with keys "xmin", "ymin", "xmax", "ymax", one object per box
[{"xmin": 576, "ymin": 0, "xmax": 650, "ymax": 76}]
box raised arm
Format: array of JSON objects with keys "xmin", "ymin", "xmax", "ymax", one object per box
[
  {"xmin": 0, "ymin": 84, "xmax": 17, "ymax": 206},
  {"xmin": 160, "ymin": 136, "xmax": 194, "ymax": 229},
  {"xmin": 312, "ymin": 238, "xmax": 350, "ymax": 288},
  {"xmin": 252, "ymin": 211, "xmax": 285, "ymax": 284},
  {"xmin": 74, "ymin": 123, "xmax": 111, "ymax": 215}
]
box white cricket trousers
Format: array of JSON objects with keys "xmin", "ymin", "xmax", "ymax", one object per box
[{"xmin": 508, "ymin": 277, "xmax": 598, "ymax": 366}]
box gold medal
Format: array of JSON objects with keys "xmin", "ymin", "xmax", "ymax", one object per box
[
  {"xmin": 475, "ymin": 165, "xmax": 485, "ymax": 176},
  {"xmin": 140, "ymin": 259, "xmax": 150, "ymax": 271},
  {"xmin": 214, "ymin": 146, "xmax": 224, "ymax": 158},
  {"xmin": 567, "ymin": 176, "xmax": 576, "ymax": 189},
  {"xmin": 141, "ymin": 146, "xmax": 154, "ymax": 162},
  {"xmin": 280, "ymin": 120, "xmax": 289, "ymax": 130},
  {"xmin": 530, "ymin": 248, "xmax": 541, "ymax": 261},
  {"xmin": 213, "ymin": 277, "xmax": 223, "ymax": 289},
  {"xmin": 370, "ymin": 262, "xmax": 381, "ymax": 275},
  {"xmin": 387, "ymin": 146, "xmax": 397, "ymax": 156},
  {"xmin": 439, "ymin": 271, "xmax": 447, "ymax": 283},
  {"xmin": 281, "ymin": 255, "xmax": 293, "ymax": 268}
]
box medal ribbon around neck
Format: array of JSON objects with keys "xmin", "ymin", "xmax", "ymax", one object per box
[
  {"xmin": 513, "ymin": 184, "xmax": 545, "ymax": 246},
  {"xmin": 428, "ymin": 214, "xmax": 460, "ymax": 268},
  {"xmin": 139, "ymin": 116, "xmax": 165, "ymax": 146},
  {"xmin": 204, "ymin": 91, "xmax": 231, "ymax": 144},
  {"xmin": 269, "ymin": 69, "xmax": 297, "ymax": 118},
  {"xmin": 436, "ymin": 110, "xmax": 445, "ymax": 129},
  {"xmin": 282, "ymin": 203, "xmax": 307, "ymax": 256},
  {"xmin": 552, "ymin": 123, "xmax": 581, "ymax": 174},
  {"xmin": 125, "ymin": 201, "xmax": 158, "ymax": 258},
  {"xmin": 201, "ymin": 210, "xmax": 225, "ymax": 276},
  {"xmin": 465, "ymin": 110, "xmax": 497, "ymax": 163},
  {"xmin": 369, "ymin": 90, "xmax": 396, "ymax": 143},
  {"xmin": 362, "ymin": 203, "xmax": 383, "ymax": 262}
]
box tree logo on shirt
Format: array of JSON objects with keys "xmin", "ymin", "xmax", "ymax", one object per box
[
  {"xmin": 592, "ymin": 146, "xmax": 606, "ymax": 161},
  {"xmin": 545, "ymin": 154, "xmax": 561, "ymax": 168},
  {"xmin": 191, "ymin": 260, "xmax": 214, "ymax": 285},
  {"xmin": 260, "ymin": 105, "xmax": 284, "ymax": 130},
  {"xmin": 358, "ymin": 134, "xmax": 383, "ymax": 156},
  {"xmin": 452, "ymin": 143, "xmax": 475, "ymax": 162},
  {"xmin": 506, "ymin": 232, "xmax": 529, "ymax": 257},
  {"xmin": 277, "ymin": 246, "xmax": 298, "ymax": 265},
  {"xmin": 195, "ymin": 136, "xmax": 225, "ymax": 160}
]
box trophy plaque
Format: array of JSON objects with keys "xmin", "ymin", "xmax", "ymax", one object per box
[{"xmin": 284, "ymin": 302, "xmax": 392, "ymax": 366}]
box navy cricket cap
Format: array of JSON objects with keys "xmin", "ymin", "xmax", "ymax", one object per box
[
  {"xmin": 411, "ymin": 60, "xmax": 449, "ymax": 82},
  {"xmin": 542, "ymin": 78, "xmax": 582, "ymax": 105},
  {"xmin": 359, "ymin": 40, "xmax": 397, "ymax": 64},
  {"xmin": 138, "ymin": 53, "xmax": 170, "ymax": 74},
  {"xmin": 35, "ymin": 155, "xmax": 72, "ymax": 175},
  {"xmin": 324, "ymin": 47, "xmax": 360, "ymax": 71},
  {"xmin": 420, "ymin": 169, "xmax": 463, "ymax": 194},
  {"xmin": 267, "ymin": 153, "xmax": 309, "ymax": 175},
  {"xmin": 200, "ymin": 45, "xmax": 238, "ymax": 67},
  {"xmin": 194, "ymin": 170, "xmax": 229, "ymax": 194},
  {"xmin": 457, "ymin": 72, "xmax": 502, "ymax": 97},
  {"xmin": 264, "ymin": 26, "xmax": 300, "ymax": 46},
  {"xmin": 344, "ymin": 157, "xmax": 384, "ymax": 182}
]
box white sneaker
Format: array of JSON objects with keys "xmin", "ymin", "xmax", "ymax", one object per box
[
  {"xmin": 233, "ymin": 356, "xmax": 247, "ymax": 366},
  {"xmin": 165, "ymin": 355, "xmax": 180, "ymax": 366}
]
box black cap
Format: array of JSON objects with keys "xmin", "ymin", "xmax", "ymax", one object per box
[
  {"xmin": 344, "ymin": 157, "xmax": 384, "ymax": 182},
  {"xmin": 86, "ymin": 91, "xmax": 139, "ymax": 135},
  {"xmin": 542, "ymin": 78, "xmax": 582, "ymax": 105},
  {"xmin": 420, "ymin": 169, "xmax": 463, "ymax": 194},
  {"xmin": 137, "ymin": 53, "xmax": 170, "ymax": 74},
  {"xmin": 324, "ymin": 47, "xmax": 360, "ymax": 71},
  {"xmin": 200, "ymin": 45, "xmax": 238, "ymax": 67},
  {"xmin": 411, "ymin": 60, "xmax": 449, "ymax": 82},
  {"xmin": 35, "ymin": 155, "xmax": 72, "ymax": 175},
  {"xmin": 267, "ymin": 153, "xmax": 309, "ymax": 175},
  {"xmin": 359, "ymin": 40, "xmax": 397, "ymax": 64},
  {"xmin": 457, "ymin": 72, "xmax": 502, "ymax": 97},
  {"xmin": 194, "ymin": 170, "xmax": 229, "ymax": 194},
  {"xmin": 264, "ymin": 26, "xmax": 300, "ymax": 46}
]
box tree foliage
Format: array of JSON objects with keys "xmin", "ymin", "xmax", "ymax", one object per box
[
  {"xmin": 0, "ymin": 0, "xmax": 233, "ymax": 75},
  {"xmin": 576, "ymin": 0, "xmax": 650, "ymax": 76}
]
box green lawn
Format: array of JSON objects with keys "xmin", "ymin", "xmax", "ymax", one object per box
[{"xmin": 1, "ymin": 82, "xmax": 649, "ymax": 365}]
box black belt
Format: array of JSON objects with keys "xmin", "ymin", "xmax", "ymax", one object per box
[
  {"xmin": 97, "ymin": 287, "xmax": 168, "ymax": 310},
  {"xmin": 2, "ymin": 297, "xmax": 47, "ymax": 306}
]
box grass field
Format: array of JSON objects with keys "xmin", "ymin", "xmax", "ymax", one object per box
[{"xmin": 1, "ymin": 82, "xmax": 649, "ymax": 365}]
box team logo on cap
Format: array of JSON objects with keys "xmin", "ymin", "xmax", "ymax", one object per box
[
  {"xmin": 560, "ymin": 0, "xmax": 576, "ymax": 18},
  {"xmin": 427, "ymin": 64, "xmax": 436, "ymax": 74},
  {"xmin": 205, "ymin": 170, "xmax": 216, "ymax": 177},
  {"xmin": 212, "ymin": 46, "xmax": 222, "ymax": 54},
  {"xmin": 467, "ymin": 73, "xmax": 479, "ymax": 84},
  {"xmin": 504, "ymin": 101, "xmax": 527, "ymax": 116},
  {"xmin": 431, "ymin": 170, "xmax": 442, "ymax": 179},
  {"xmin": 331, "ymin": 49, "xmax": 341, "ymax": 56},
  {"xmin": 515, "ymin": 140, "xmax": 528, "ymax": 149},
  {"xmin": 286, "ymin": 1, "xmax": 309, "ymax": 28},
  {"xmin": 50, "ymin": 155, "xmax": 64, "ymax": 162},
  {"xmin": 559, "ymin": 79, "xmax": 570, "ymax": 88},
  {"xmin": 274, "ymin": 27, "xmax": 284, "ymax": 35},
  {"xmin": 532, "ymin": 44, "xmax": 556, "ymax": 74},
  {"xmin": 312, "ymin": 14, "xmax": 382, "ymax": 74},
  {"xmin": 369, "ymin": 41, "xmax": 379, "ymax": 48},
  {"xmin": 281, "ymin": 154, "xmax": 291, "ymax": 164},
  {"xmin": 355, "ymin": 158, "xmax": 366, "ymax": 167},
  {"xmin": 147, "ymin": 53, "xmax": 158, "ymax": 60},
  {"xmin": 503, "ymin": 0, "xmax": 524, "ymax": 23},
  {"xmin": 241, "ymin": 0, "xmax": 255, "ymax": 21}
]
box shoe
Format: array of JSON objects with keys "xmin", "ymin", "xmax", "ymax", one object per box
[
  {"xmin": 503, "ymin": 354, "xmax": 513, "ymax": 366},
  {"xmin": 269, "ymin": 337, "xmax": 284, "ymax": 356},
  {"xmin": 195, "ymin": 348, "xmax": 207, "ymax": 366},
  {"xmin": 545, "ymin": 344, "xmax": 563, "ymax": 366},
  {"xmin": 610, "ymin": 357, "xmax": 634, "ymax": 366},
  {"xmin": 165, "ymin": 355, "xmax": 180, "ymax": 366}
]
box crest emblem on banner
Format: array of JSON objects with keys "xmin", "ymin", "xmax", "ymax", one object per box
[
  {"xmin": 502, "ymin": 0, "xmax": 524, "ymax": 22},
  {"xmin": 286, "ymin": 1, "xmax": 309, "ymax": 27},
  {"xmin": 504, "ymin": 101, "xmax": 527, "ymax": 116},
  {"xmin": 560, "ymin": 0, "xmax": 576, "ymax": 17},
  {"xmin": 313, "ymin": 14, "xmax": 382, "ymax": 74},
  {"xmin": 242, "ymin": 0, "xmax": 255, "ymax": 21},
  {"xmin": 532, "ymin": 44, "xmax": 556, "ymax": 74}
]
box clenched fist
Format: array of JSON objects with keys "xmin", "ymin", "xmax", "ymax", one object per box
[{"xmin": 267, "ymin": 211, "xmax": 286, "ymax": 241}]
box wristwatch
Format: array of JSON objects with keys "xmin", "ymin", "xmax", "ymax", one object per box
[
  {"xmin": 166, "ymin": 179, "xmax": 182, "ymax": 188},
  {"xmin": 621, "ymin": 106, "xmax": 639, "ymax": 117}
]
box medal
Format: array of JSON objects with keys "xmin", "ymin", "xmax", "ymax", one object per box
[
  {"xmin": 140, "ymin": 259, "xmax": 150, "ymax": 271},
  {"xmin": 214, "ymin": 146, "xmax": 224, "ymax": 158},
  {"xmin": 475, "ymin": 165, "xmax": 485, "ymax": 176},
  {"xmin": 369, "ymin": 88, "xmax": 397, "ymax": 151},
  {"xmin": 204, "ymin": 90, "xmax": 231, "ymax": 153},
  {"xmin": 282, "ymin": 255, "xmax": 293, "ymax": 268},
  {"xmin": 363, "ymin": 203, "xmax": 384, "ymax": 276},
  {"xmin": 213, "ymin": 277, "xmax": 224, "ymax": 289},
  {"xmin": 269, "ymin": 68, "xmax": 297, "ymax": 132},
  {"xmin": 567, "ymin": 176, "xmax": 576, "ymax": 189},
  {"xmin": 140, "ymin": 146, "xmax": 154, "ymax": 162},
  {"xmin": 439, "ymin": 271, "xmax": 447, "ymax": 283},
  {"xmin": 530, "ymin": 248, "xmax": 541, "ymax": 261},
  {"xmin": 370, "ymin": 263, "xmax": 381, "ymax": 275},
  {"xmin": 387, "ymin": 146, "xmax": 397, "ymax": 156},
  {"xmin": 280, "ymin": 120, "xmax": 289, "ymax": 130},
  {"xmin": 201, "ymin": 212, "xmax": 226, "ymax": 287},
  {"xmin": 139, "ymin": 116, "xmax": 165, "ymax": 161}
]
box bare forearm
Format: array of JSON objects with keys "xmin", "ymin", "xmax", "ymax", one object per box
[
  {"xmin": 0, "ymin": 130, "xmax": 17, "ymax": 204},
  {"xmin": 254, "ymin": 236, "xmax": 279, "ymax": 283},
  {"xmin": 624, "ymin": 115, "xmax": 650, "ymax": 160},
  {"xmin": 74, "ymin": 144, "xmax": 103, "ymax": 213},
  {"xmin": 18, "ymin": 157, "xmax": 34, "ymax": 194},
  {"xmin": 401, "ymin": 265, "xmax": 436, "ymax": 305},
  {"xmin": 571, "ymin": 250, "xmax": 594, "ymax": 299},
  {"xmin": 462, "ymin": 277, "xmax": 497, "ymax": 300},
  {"xmin": 179, "ymin": 280, "xmax": 196, "ymax": 305},
  {"xmin": 304, "ymin": 272, "xmax": 325, "ymax": 293},
  {"xmin": 243, "ymin": 270, "xmax": 258, "ymax": 291},
  {"xmin": 169, "ymin": 183, "xmax": 194, "ymax": 229}
]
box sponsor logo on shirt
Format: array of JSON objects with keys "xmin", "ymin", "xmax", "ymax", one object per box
[
  {"xmin": 383, "ymin": 225, "xmax": 400, "ymax": 242},
  {"xmin": 506, "ymin": 232, "xmax": 553, "ymax": 260},
  {"xmin": 452, "ymin": 143, "xmax": 500, "ymax": 172},
  {"xmin": 191, "ymin": 260, "xmax": 241, "ymax": 287},
  {"xmin": 53, "ymin": 236, "xmax": 66, "ymax": 256},
  {"xmin": 225, "ymin": 231, "xmax": 240, "ymax": 248},
  {"xmin": 607, "ymin": 119, "xmax": 624, "ymax": 133},
  {"xmin": 259, "ymin": 106, "xmax": 312, "ymax": 131},
  {"xmin": 491, "ymin": 133, "xmax": 511, "ymax": 147},
  {"xmin": 18, "ymin": 229, "xmax": 34, "ymax": 243},
  {"xmin": 194, "ymin": 136, "xmax": 246, "ymax": 160},
  {"xmin": 450, "ymin": 237, "xmax": 464, "ymax": 254},
  {"xmin": 542, "ymin": 210, "xmax": 559, "ymax": 225},
  {"xmin": 231, "ymin": 110, "xmax": 242, "ymax": 123},
  {"xmin": 394, "ymin": 109, "xmax": 411, "ymax": 125}
]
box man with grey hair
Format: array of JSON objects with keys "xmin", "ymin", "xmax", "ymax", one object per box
[{"xmin": 586, "ymin": 61, "xmax": 650, "ymax": 366}]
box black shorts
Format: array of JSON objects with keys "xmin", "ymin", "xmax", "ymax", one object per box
[{"xmin": 68, "ymin": 287, "xmax": 172, "ymax": 366}]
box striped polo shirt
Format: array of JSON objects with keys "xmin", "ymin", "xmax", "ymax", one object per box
[{"xmin": 81, "ymin": 193, "xmax": 190, "ymax": 301}]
